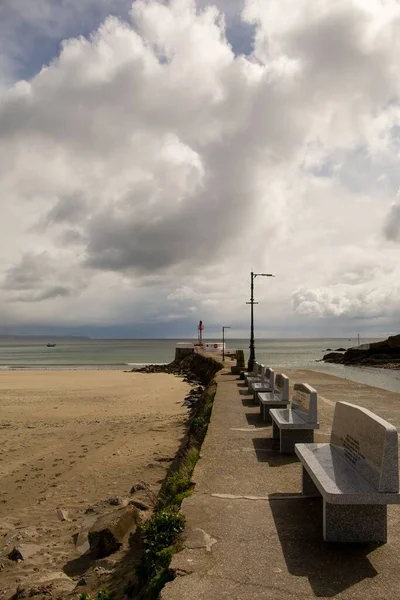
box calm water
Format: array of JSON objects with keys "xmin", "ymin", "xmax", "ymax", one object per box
[{"xmin": 0, "ymin": 337, "xmax": 399, "ymax": 392}]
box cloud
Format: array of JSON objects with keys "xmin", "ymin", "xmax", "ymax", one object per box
[
  {"xmin": 292, "ymin": 282, "xmax": 400, "ymax": 318},
  {"xmin": 3, "ymin": 252, "xmax": 88, "ymax": 303},
  {"xmin": 1, "ymin": 0, "xmax": 400, "ymax": 335}
]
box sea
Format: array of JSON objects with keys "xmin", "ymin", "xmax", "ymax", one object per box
[{"xmin": 0, "ymin": 337, "xmax": 399, "ymax": 393}]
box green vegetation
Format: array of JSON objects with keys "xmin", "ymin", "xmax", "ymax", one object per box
[
  {"xmin": 130, "ymin": 379, "xmax": 218, "ymax": 599},
  {"xmin": 135, "ymin": 509, "xmax": 185, "ymax": 585}
]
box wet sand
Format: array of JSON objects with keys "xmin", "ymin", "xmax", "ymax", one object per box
[{"xmin": 0, "ymin": 370, "xmax": 189, "ymax": 598}]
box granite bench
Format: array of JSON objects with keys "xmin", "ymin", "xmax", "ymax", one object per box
[
  {"xmin": 270, "ymin": 383, "xmax": 319, "ymax": 454},
  {"xmin": 251, "ymin": 367, "xmax": 275, "ymax": 403},
  {"xmin": 246, "ymin": 364, "xmax": 266, "ymax": 392},
  {"xmin": 257, "ymin": 373, "xmax": 289, "ymax": 422},
  {"xmin": 243, "ymin": 361, "xmax": 262, "ymax": 385},
  {"xmin": 295, "ymin": 401, "xmax": 400, "ymax": 543}
]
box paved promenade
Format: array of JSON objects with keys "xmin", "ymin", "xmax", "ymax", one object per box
[{"xmin": 161, "ymin": 368, "xmax": 400, "ymax": 600}]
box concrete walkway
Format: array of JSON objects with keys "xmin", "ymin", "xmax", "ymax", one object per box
[{"xmin": 161, "ymin": 369, "xmax": 400, "ymax": 600}]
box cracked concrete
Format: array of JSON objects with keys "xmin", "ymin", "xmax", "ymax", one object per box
[{"xmin": 161, "ymin": 368, "xmax": 400, "ymax": 600}]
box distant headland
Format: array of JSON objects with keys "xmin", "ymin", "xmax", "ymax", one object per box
[{"xmin": 322, "ymin": 334, "xmax": 400, "ymax": 369}]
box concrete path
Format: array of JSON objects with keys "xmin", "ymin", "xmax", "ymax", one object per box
[{"xmin": 161, "ymin": 369, "xmax": 400, "ymax": 600}]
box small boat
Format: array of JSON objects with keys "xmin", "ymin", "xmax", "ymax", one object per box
[{"xmin": 46, "ymin": 343, "xmax": 56, "ymax": 347}]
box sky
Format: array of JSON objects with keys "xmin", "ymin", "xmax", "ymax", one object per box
[{"xmin": 0, "ymin": 0, "xmax": 400, "ymax": 339}]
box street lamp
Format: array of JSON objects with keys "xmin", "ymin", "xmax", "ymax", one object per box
[
  {"xmin": 246, "ymin": 271, "xmax": 275, "ymax": 372},
  {"xmin": 222, "ymin": 326, "xmax": 231, "ymax": 361}
]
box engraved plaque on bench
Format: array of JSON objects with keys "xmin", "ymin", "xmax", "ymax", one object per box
[
  {"xmin": 330, "ymin": 402, "xmax": 399, "ymax": 493},
  {"xmin": 292, "ymin": 383, "xmax": 317, "ymax": 423}
]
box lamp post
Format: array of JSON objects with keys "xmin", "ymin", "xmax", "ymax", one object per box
[
  {"xmin": 222, "ymin": 326, "xmax": 231, "ymax": 361},
  {"xmin": 247, "ymin": 271, "xmax": 275, "ymax": 372}
]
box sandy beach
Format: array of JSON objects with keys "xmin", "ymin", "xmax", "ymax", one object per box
[{"xmin": 0, "ymin": 370, "xmax": 190, "ymax": 598}]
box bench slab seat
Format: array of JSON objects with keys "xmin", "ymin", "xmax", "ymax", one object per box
[
  {"xmin": 271, "ymin": 408, "xmax": 319, "ymax": 430},
  {"xmin": 247, "ymin": 375, "xmax": 263, "ymax": 392},
  {"xmin": 258, "ymin": 392, "xmax": 289, "ymax": 423},
  {"xmin": 252, "ymin": 381, "xmax": 273, "ymax": 404},
  {"xmin": 271, "ymin": 408, "xmax": 319, "ymax": 453},
  {"xmin": 295, "ymin": 402, "xmax": 400, "ymax": 543},
  {"xmin": 295, "ymin": 443, "xmax": 400, "ymax": 505}
]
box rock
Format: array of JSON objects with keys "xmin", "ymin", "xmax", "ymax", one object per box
[
  {"xmin": 28, "ymin": 586, "xmax": 52, "ymax": 597},
  {"xmin": 56, "ymin": 508, "xmax": 71, "ymax": 521},
  {"xmin": 88, "ymin": 506, "xmax": 140, "ymax": 558},
  {"xmin": 335, "ymin": 347, "xmax": 346, "ymax": 352},
  {"xmin": 130, "ymin": 483, "xmax": 146, "ymax": 494},
  {"xmin": 8, "ymin": 547, "xmax": 23, "ymax": 561},
  {"xmin": 8, "ymin": 544, "xmax": 41, "ymax": 561},
  {"xmin": 323, "ymin": 335, "xmax": 400, "ymax": 368},
  {"xmin": 322, "ymin": 352, "xmax": 344, "ymax": 363},
  {"xmin": 10, "ymin": 585, "xmax": 25, "ymax": 599},
  {"xmin": 107, "ymin": 496, "xmax": 122, "ymax": 506}
]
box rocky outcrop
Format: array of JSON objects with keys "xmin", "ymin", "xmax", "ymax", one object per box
[
  {"xmin": 132, "ymin": 352, "xmax": 223, "ymax": 386},
  {"xmin": 322, "ymin": 334, "xmax": 400, "ymax": 369}
]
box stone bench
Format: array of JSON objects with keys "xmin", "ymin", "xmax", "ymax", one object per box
[
  {"xmin": 251, "ymin": 368, "xmax": 275, "ymax": 403},
  {"xmin": 243, "ymin": 361, "xmax": 262, "ymax": 385},
  {"xmin": 295, "ymin": 401, "xmax": 400, "ymax": 543},
  {"xmin": 257, "ymin": 374, "xmax": 289, "ymax": 422},
  {"xmin": 270, "ymin": 383, "xmax": 319, "ymax": 454},
  {"xmin": 246, "ymin": 364, "xmax": 266, "ymax": 392}
]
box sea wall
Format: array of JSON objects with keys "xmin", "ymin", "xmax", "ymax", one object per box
[{"xmin": 128, "ymin": 352, "xmax": 223, "ymax": 599}]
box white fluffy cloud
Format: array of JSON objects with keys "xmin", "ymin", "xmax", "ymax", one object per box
[{"xmin": 0, "ymin": 0, "xmax": 400, "ymax": 336}]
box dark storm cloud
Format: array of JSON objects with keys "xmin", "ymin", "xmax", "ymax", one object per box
[
  {"xmin": 13, "ymin": 285, "xmax": 73, "ymax": 303},
  {"xmin": 3, "ymin": 252, "xmax": 87, "ymax": 301}
]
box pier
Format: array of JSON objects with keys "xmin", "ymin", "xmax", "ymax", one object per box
[{"xmin": 161, "ymin": 367, "xmax": 400, "ymax": 599}]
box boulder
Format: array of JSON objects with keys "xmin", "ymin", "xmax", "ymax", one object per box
[{"xmin": 88, "ymin": 506, "xmax": 140, "ymax": 558}]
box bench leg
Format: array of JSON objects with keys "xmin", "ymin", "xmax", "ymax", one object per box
[
  {"xmin": 301, "ymin": 467, "xmax": 320, "ymax": 497},
  {"xmin": 323, "ymin": 502, "xmax": 387, "ymax": 543},
  {"xmin": 254, "ymin": 392, "xmax": 260, "ymax": 405},
  {"xmin": 263, "ymin": 406, "xmax": 272, "ymax": 424},
  {"xmin": 272, "ymin": 421, "xmax": 279, "ymax": 440},
  {"xmin": 280, "ymin": 429, "xmax": 314, "ymax": 454}
]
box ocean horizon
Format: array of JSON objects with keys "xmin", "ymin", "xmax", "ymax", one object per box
[{"xmin": 0, "ymin": 336, "xmax": 399, "ymax": 392}]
